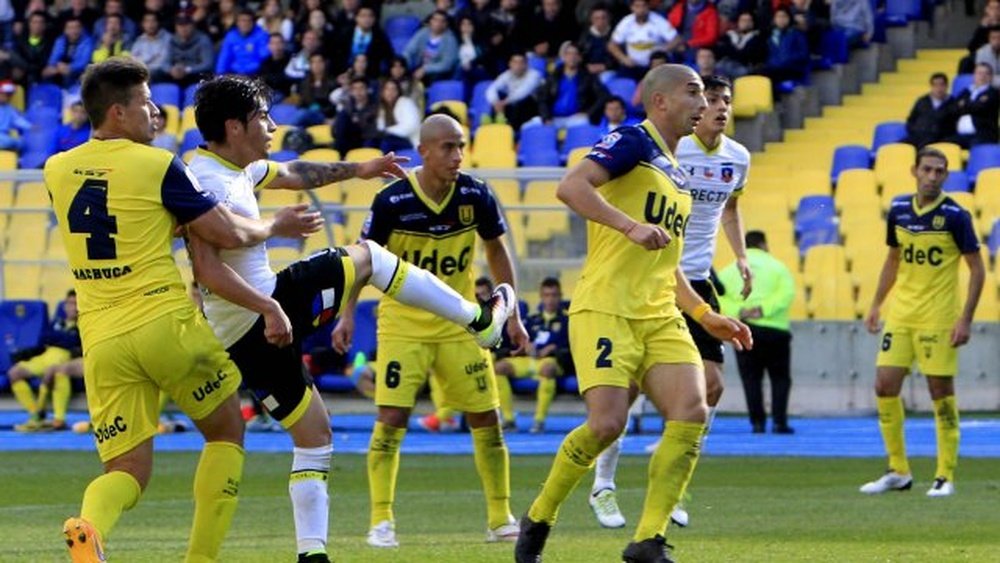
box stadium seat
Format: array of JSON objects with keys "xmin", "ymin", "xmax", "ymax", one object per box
[
  {"xmin": 880, "ymin": 175, "xmax": 916, "ymax": 211},
  {"xmin": 566, "ymin": 146, "xmax": 591, "ymax": 167},
  {"xmin": 818, "ymin": 29, "xmax": 850, "ymax": 66},
  {"xmin": 807, "ymin": 270, "xmax": 857, "ymax": 320},
  {"xmin": 834, "ymin": 169, "xmax": 878, "ymax": 211},
  {"xmin": 182, "ymin": 82, "xmax": 201, "ymax": 108},
  {"xmin": 345, "ymin": 148, "xmax": 383, "ymax": 162},
  {"xmin": 926, "ymin": 142, "xmax": 963, "ymax": 171},
  {"xmin": 26, "ymin": 83, "xmax": 62, "ymax": 110},
  {"xmin": 40, "ymin": 264, "xmax": 74, "ymax": 309},
  {"xmin": 884, "ymin": 0, "xmax": 921, "ymax": 25},
  {"xmin": 966, "ymin": 144, "xmax": 1000, "ymax": 182},
  {"xmin": 489, "ymin": 179, "xmax": 520, "ymax": 206},
  {"xmin": 301, "ymin": 148, "xmax": 341, "ymax": 163},
  {"xmin": 950, "ymin": 74, "xmax": 972, "ymax": 98},
  {"xmin": 948, "ymin": 191, "xmax": 975, "ymax": 217},
  {"xmin": 0, "ymin": 150, "xmax": 16, "ymax": 169},
  {"xmin": 518, "ymin": 124, "xmax": 558, "ymax": 165},
  {"xmin": 180, "ymin": 129, "xmax": 205, "ymax": 154},
  {"xmin": 472, "ymin": 124, "xmax": 515, "ymax": 167},
  {"xmin": 0, "ymin": 300, "xmax": 48, "ymax": 373},
  {"xmin": 523, "ymin": 181, "xmax": 569, "ymax": 241},
  {"xmin": 384, "ymin": 15, "xmax": 422, "ymax": 43},
  {"xmin": 269, "ymin": 103, "xmax": 300, "ymax": 126},
  {"xmin": 179, "ymin": 105, "xmax": 198, "ymax": 136},
  {"xmin": 396, "ymin": 148, "xmax": 422, "ymax": 167},
  {"xmin": 427, "ymin": 80, "xmax": 465, "ymax": 106},
  {"xmin": 987, "ymin": 219, "xmax": 1000, "ymax": 258},
  {"xmin": 870, "ymin": 122, "xmax": 907, "ymax": 154},
  {"xmin": 732, "ymin": 75, "xmax": 773, "ymax": 117},
  {"xmin": 431, "ymin": 100, "xmax": 468, "ymax": 125},
  {"xmin": 521, "ymin": 150, "xmax": 561, "ymax": 167},
  {"xmin": 469, "ymin": 80, "xmax": 492, "ymax": 129},
  {"xmin": 150, "ymin": 82, "xmax": 181, "ymax": 108},
  {"xmin": 259, "ymin": 187, "xmax": 302, "ymax": 209},
  {"xmin": 269, "ymin": 149, "xmax": 298, "ymax": 162},
  {"xmin": 306, "ymin": 124, "xmax": 334, "ymax": 146},
  {"xmin": 831, "ymin": 145, "xmax": 871, "ymax": 183},
  {"xmin": 160, "ymin": 103, "xmax": 180, "ymax": 137},
  {"xmin": 3, "ymin": 262, "xmax": 42, "ymax": 300},
  {"xmin": 606, "ymin": 77, "xmax": 640, "ymax": 116},
  {"xmin": 873, "ymin": 143, "xmax": 916, "ymax": 187},
  {"xmin": 527, "ymin": 53, "xmax": 548, "ymax": 76},
  {"xmin": 349, "ymin": 299, "xmax": 379, "ymax": 358},
  {"xmin": 794, "ymin": 195, "xmax": 836, "ymax": 234},
  {"xmin": 942, "ymin": 170, "xmax": 970, "ymax": 192},
  {"xmin": 561, "ymin": 124, "xmax": 602, "ymax": 161},
  {"xmin": 975, "ymin": 169, "xmax": 1000, "ymax": 214},
  {"xmin": 797, "ymin": 224, "xmax": 840, "ymax": 255}
]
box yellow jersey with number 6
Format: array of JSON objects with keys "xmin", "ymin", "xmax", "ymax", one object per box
[{"xmin": 44, "ymin": 138, "xmax": 219, "ymax": 348}]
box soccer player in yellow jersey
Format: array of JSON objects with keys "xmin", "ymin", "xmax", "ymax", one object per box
[
  {"xmin": 334, "ymin": 114, "xmax": 530, "ymax": 548},
  {"xmin": 45, "ymin": 57, "xmax": 319, "ymax": 563},
  {"xmin": 515, "ymin": 64, "xmax": 752, "ymax": 563},
  {"xmin": 861, "ymin": 147, "xmax": 984, "ymax": 498}
]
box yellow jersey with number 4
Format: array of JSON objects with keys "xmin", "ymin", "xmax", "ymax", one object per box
[
  {"xmin": 571, "ymin": 121, "xmax": 693, "ymax": 320},
  {"xmin": 44, "ymin": 138, "xmax": 219, "ymax": 348}
]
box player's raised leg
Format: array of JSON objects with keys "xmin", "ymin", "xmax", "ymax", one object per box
[{"xmin": 860, "ymin": 366, "xmax": 913, "ymax": 494}]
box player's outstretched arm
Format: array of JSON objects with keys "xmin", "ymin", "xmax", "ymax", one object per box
[
  {"xmin": 721, "ymin": 196, "xmax": 752, "ymax": 299},
  {"xmin": 676, "ymin": 269, "xmax": 753, "ymax": 351},
  {"xmin": 266, "ymin": 153, "xmax": 409, "ymax": 190},
  {"xmin": 952, "ymin": 250, "xmax": 985, "ymax": 346},
  {"xmin": 187, "ymin": 203, "xmax": 323, "ymax": 249},
  {"xmin": 483, "ymin": 236, "xmax": 531, "ymax": 354},
  {"xmin": 557, "ymin": 159, "xmax": 670, "ymax": 250},
  {"xmin": 187, "ymin": 231, "xmax": 293, "ymax": 347},
  {"xmin": 864, "ymin": 247, "xmax": 901, "ymax": 334}
]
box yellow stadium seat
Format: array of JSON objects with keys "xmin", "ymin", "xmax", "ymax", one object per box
[
  {"xmin": 0, "ymin": 150, "xmax": 18, "ymax": 169},
  {"xmin": 807, "ymin": 270, "xmax": 856, "ymax": 320},
  {"xmin": 489, "ymin": 180, "xmax": 520, "ymax": 206},
  {"xmin": 523, "ymin": 181, "xmax": 568, "ymax": 241},
  {"xmin": 5, "ymin": 215, "xmax": 48, "ymax": 259},
  {"xmin": 432, "ymin": 100, "xmax": 468, "ymax": 125},
  {"xmin": 713, "ymin": 231, "xmax": 736, "ymax": 270},
  {"xmin": 15, "ymin": 182, "xmax": 49, "ymax": 206},
  {"xmin": 345, "ymin": 148, "xmax": 383, "ymax": 163},
  {"xmin": 272, "ymin": 125, "xmax": 294, "ymax": 151},
  {"xmin": 732, "ymin": 75, "xmax": 773, "ymax": 118},
  {"xmin": 304, "ymin": 223, "xmax": 344, "ymax": 252},
  {"xmin": 268, "ymin": 245, "xmax": 302, "ymax": 269},
  {"xmin": 45, "ymin": 230, "xmax": 67, "ymax": 260},
  {"xmin": 40, "ymin": 265, "xmax": 74, "ymax": 309},
  {"xmin": 974, "ymin": 169, "xmax": 1000, "ymax": 215},
  {"xmin": 769, "ymin": 235, "xmax": 801, "ymax": 272},
  {"xmin": 874, "ymin": 143, "xmax": 916, "ymax": 188},
  {"xmin": 960, "ymin": 269, "xmax": 999, "ymax": 322},
  {"xmin": 834, "ymin": 169, "xmax": 878, "ymax": 211},
  {"xmin": 11, "ymin": 84, "xmax": 24, "ymax": 111},
  {"xmin": 160, "ymin": 104, "xmax": 180, "ymax": 137},
  {"xmin": 926, "ymin": 142, "xmax": 963, "ymax": 171},
  {"xmin": 786, "ymin": 169, "xmax": 831, "ymax": 212},
  {"xmin": 472, "ymin": 124, "xmax": 515, "ymax": 167},
  {"xmin": 948, "ymin": 192, "xmax": 976, "ymax": 218},
  {"xmin": 802, "ymin": 244, "xmax": 848, "ymax": 288},
  {"xmin": 3, "ymin": 264, "xmax": 41, "ymax": 300},
  {"xmin": 789, "ymin": 283, "xmax": 809, "ymax": 320},
  {"xmin": 314, "ymin": 182, "xmax": 343, "ymax": 204},
  {"xmin": 341, "ymin": 178, "xmax": 381, "ymax": 207},
  {"xmin": 301, "ymin": 148, "xmax": 341, "ymax": 163},
  {"xmin": 559, "ymin": 267, "xmax": 581, "ymax": 298},
  {"xmin": 880, "ymin": 175, "xmax": 915, "ymax": 211},
  {"xmin": 343, "ymin": 210, "xmax": 369, "ymax": 243},
  {"xmin": 258, "ymin": 188, "xmax": 302, "ymax": 209},
  {"xmin": 307, "ymin": 124, "xmax": 334, "ymax": 146},
  {"xmin": 179, "ymin": 106, "xmax": 197, "ymax": 138},
  {"xmin": 567, "ymin": 146, "xmax": 590, "ymax": 167},
  {"xmin": 502, "ymin": 210, "xmax": 527, "ymax": 257}
]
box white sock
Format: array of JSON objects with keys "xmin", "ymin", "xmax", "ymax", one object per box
[
  {"xmin": 705, "ymin": 405, "xmax": 718, "ymax": 439},
  {"xmin": 289, "ymin": 444, "xmax": 332, "ymax": 554},
  {"xmin": 628, "ymin": 394, "xmax": 646, "ymax": 418},
  {"xmin": 362, "ymin": 240, "xmax": 480, "ymax": 326},
  {"xmin": 593, "ymin": 432, "xmax": 624, "ymax": 493}
]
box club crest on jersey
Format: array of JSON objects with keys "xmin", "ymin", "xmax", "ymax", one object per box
[
  {"xmin": 932, "ymin": 215, "xmax": 945, "ymax": 229},
  {"xmin": 459, "ymin": 205, "xmax": 474, "ymax": 225},
  {"xmin": 703, "ymin": 167, "xmax": 714, "ymax": 179},
  {"xmin": 595, "ymin": 132, "xmax": 621, "ymax": 150},
  {"xmin": 721, "ymin": 166, "xmax": 734, "ymax": 183}
]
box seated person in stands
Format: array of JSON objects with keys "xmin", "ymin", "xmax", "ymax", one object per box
[
  {"xmin": 974, "ymin": 26, "xmax": 1000, "ymax": 87},
  {"xmin": 631, "ymin": 50, "xmax": 670, "ymax": 109},
  {"xmin": 494, "ymin": 277, "xmax": 573, "ymax": 434},
  {"xmin": 601, "ymin": 95, "xmax": 639, "ymax": 133},
  {"xmin": 535, "ymin": 42, "xmax": 609, "ymax": 129},
  {"xmin": 763, "ymin": 8, "xmax": 810, "ymax": 93},
  {"xmin": 949, "ymin": 63, "xmax": 1000, "ymax": 148},
  {"xmin": 260, "ymin": 33, "xmax": 293, "ymax": 98},
  {"xmin": 9, "ymin": 289, "xmax": 81, "ymax": 432},
  {"xmin": 964, "ymin": 0, "xmax": 1000, "ymax": 72},
  {"xmin": 578, "ymin": 3, "xmax": 616, "ymax": 82},
  {"xmin": 41, "ymin": 16, "xmax": 93, "ymax": 87},
  {"xmin": 151, "ymin": 104, "xmax": 178, "ymax": 152},
  {"xmin": 0, "ymin": 81, "xmax": 31, "ymax": 151},
  {"xmin": 56, "ymin": 99, "xmax": 91, "ymax": 152},
  {"xmin": 333, "ymin": 77, "xmax": 379, "ymax": 154},
  {"xmin": 485, "ymin": 51, "xmax": 543, "ymax": 131},
  {"xmin": 403, "ymin": 10, "xmax": 459, "ymax": 85},
  {"xmin": 296, "ymin": 52, "xmax": 337, "ymax": 127},
  {"xmin": 830, "ymin": 0, "xmax": 873, "ymax": 48},
  {"xmin": 695, "ymin": 47, "xmax": 718, "ymax": 78},
  {"xmin": 377, "ymin": 79, "xmax": 421, "ymax": 152},
  {"xmin": 716, "ymin": 11, "xmax": 767, "ymax": 78},
  {"xmin": 904, "ymin": 73, "xmax": 957, "ymax": 148}
]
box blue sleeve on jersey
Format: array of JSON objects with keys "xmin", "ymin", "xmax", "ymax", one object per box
[
  {"xmin": 585, "ymin": 127, "xmax": 645, "ymax": 180},
  {"xmin": 161, "ymin": 156, "xmax": 218, "ymax": 225},
  {"xmin": 477, "ymin": 183, "xmax": 507, "ymax": 240},
  {"xmin": 952, "ymin": 209, "xmax": 980, "ymax": 253},
  {"xmin": 360, "ymin": 192, "xmax": 392, "ymax": 245},
  {"xmin": 886, "ymin": 207, "xmax": 899, "ymax": 247}
]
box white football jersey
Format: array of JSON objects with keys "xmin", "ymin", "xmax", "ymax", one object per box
[
  {"xmin": 188, "ymin": 149, "xmax": 280, "ymax": 347},
  {"xmin": 676, "ymin": 134, "xmax": 751, "ymax": 281}
]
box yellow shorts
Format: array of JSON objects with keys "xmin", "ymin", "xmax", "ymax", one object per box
[
  {"xmin": 16, "ymin": 346, "xmax": 72, "ymax": 375},
  {"xmin": 570, "ymin": 310, "xmax": 702, "ymax": 394},
  {"xmin": 83, "ymin": 307, "xmax": 241, "ymax": 462},
  {"xmin": 376, "ymin": 338, "xmax": 498, "ymax": 412},
  {"xmin": 876, "ymin": 324, "xmax": 957, "ymax": 376},
  {"xmin": 500, "ymin": 356, "xmax": 562, "ymax": 378}
]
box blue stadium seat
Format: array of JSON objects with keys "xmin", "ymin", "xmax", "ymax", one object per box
[
  {"xmin": 884, "ymin": 0, "xmax": 920, "ymax": 25},
  {"xmin": 819, "ymin": 29, "xmax": 849, "ymax": 66},
  {"xmin": 988, "ymin": 219, "xmax": 1000, "ymax": 258},
  {"xmin": 0, "ymin": 300, "xmax": 49, "ymax": 373},
  {"xmin": 527, "ymin": 54, "xmax": 547, "ymax": 76},
  {"xmin": 469, "ymin": 80, "xmax": 492, "ymax": 129},
  {"xmin": 951, "ymin": 74, "xmax": 972, "ymax": 97},
  {"xmin": 384, "ymin": 15, "xmax": 422, "ymax": 43},
  {"xmin": 967, "ymin": 144, "xmax": 1000, "ymax": 182},
  {"xmin": 942, "ymin": 170, "xmax": 970, "ymax": 192},
  {"xmin": 797, "ymin": 225, "xmax": 840, "ymax": 256},
  {"xmin": 831, "ymin": 145, "xmax": 871, "ymax": 183},
  {"xmin": 269, "ymin": 103, "xmax": 300, "ymax": 126},
  {"xmin": 269, "ymin": 149, "xmax": 299, "ymax": 162},
  {"xmin": 26, "ymin": 105, "xmax": 60, "ymax": 126},
  {"xmin": 0, "ymin": 374, "xmax": 9, "ymax": 392},
  {"xmin": 557, "ymin": 376, "xmax": 579, "ymax": 394},
  {"xmin": 607, "ymin": 77, "xmax": 640, "ymax": 116},
  {"xmin": 27, "ymin": 84, "xmax": 62, "ymax": 110},
  {"xmin": 561, "ymin": 124, "xmax": 602, "ymax": 161},
  {"xmin": 390, "ymin": 36, "xmax": 409, "ymax": 55},
  {"xmin": 511, "ymin": 377, "xmax": 540, "ymax": 394},
  {"xmin": 181, "ymin": 129, "xmax": 204, "ymax": 153},
  {"xmin": 521, "ymin": 149, "xmax": 561, "ymax": 167},
  {"xmin": 518, "ymin": 124, "xmax": 557, "ymax": 163},
  {"xmin": 150, "ymin": 82, "xmax": 181, "ymax": 108},
  {"xmin": 397, "ymin": 148, "xmax": 422, "ymax": 166},
  {"xmin": 314, "ymin": 374, "xmax": 357, "ymax": 393},
  {"xmin": 871, "ymin": 122, "xmax": 907, "ymax": 154},
  {"xmin": 20, "ymin": 150, "xmax": 50, "ymax": 169},
  {"xmin": 794, "ymin": 195, "xmax": 837, "ymax": 234},
  {"xmin": 182, "ymin": 83, "xmax": 201, "ymax": 108},
  {"xmin": 426, "ymin": 80, "xmax": 464, "ymax": 106},
  {"xmin": 347, "ymin": 299, "xmax": 379, "ymax": 358}
]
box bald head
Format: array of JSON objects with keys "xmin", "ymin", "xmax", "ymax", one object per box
[
  {"xmin": 641, "ymin": 64, "xmax": 701, "ymax": 111},
  {"xmin": 420, "ymin": 114, "xmax": 463, "ymax": 145}
]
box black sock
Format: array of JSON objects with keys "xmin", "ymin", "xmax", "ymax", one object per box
[{"xmin": 468, "ymin": 304, "xmax": 492, "ymax": 331}]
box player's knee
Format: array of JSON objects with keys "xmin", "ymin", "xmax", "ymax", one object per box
[
  {"xmin": 494, "ymin": 362, "xmax": 513, "ymax": 377},
  {"xmin": 377, "ymin": 406, "xmax": 410, "ymax": 429},
  {"xmin": 540, "ymin": 365, "xmax": 556, "ymax": 379},
  {"xmin": 8, "ymin": 366, "xmax": 27, "ymax": 380},
  {"xmin": 705, "ymin": 377, "xmax": 724, "ymax": 406},
  {"xmin": 347, "ymin": 243, "xmax": 373, "ymax": 283},
  {"xmin": 105, "ymin": 453, "xmax": 154, "ymax": 491},
  {"xmin": 588, "ymin": 415, "xmax": 627, "ymax": 444},
  {"xmin": 195, "ymin": 394, "xmax": 245, "ymax": 446},
  {"xmin": 465, "ymin": 409, "xmax": 498, "ymax": 428}
]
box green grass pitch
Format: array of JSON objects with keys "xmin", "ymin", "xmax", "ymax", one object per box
[{"xmin": 1, "ymin": 452, "xmax": 998, "ymax": 562}]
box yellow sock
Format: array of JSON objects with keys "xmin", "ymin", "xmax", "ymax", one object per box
[
  {"xmin": 534, "ymin": 378, "xmax": 556, "ymax": 424},
  {"xmin": 471, "ymin": 425, "xmax": 512, "ymax": 528},
  {"xmin": 52, "ymin": 374, "xmax": 71, "ymax": 422},
  {"xmin": 11, "ymin": 379, "xmax": 37, "ymax": 415},
  {"xmin": 877, "ymin": 396, "xmax": 910, "ymax": 475},
  {"xmin": 368, "ymin": 421, "xmax": 406, "ymax": 527},
  {"xmin": 528, "ymin": 423, "xmax": 607, "ymax": 524},
  {"xmin": 36, "ymin": 383, "xmax": 51, "ymax": 414},
  {"xmin": 932, "ymin": 396, "xmax": 959, "ymax": 481},
  {"xmin": 185, "ymin": 441, "xmax": 244, "ymax": 563},
  {"xmin": 496, "ymin": 375, "xmax": 514, "ymax": 423},
  {"xmin": 80, "ymin": 470, "xmax": 142, "ymax": 539},
  {"xmin": 635, "ymin": 421, "xmax": 705, "ymax": 541}
]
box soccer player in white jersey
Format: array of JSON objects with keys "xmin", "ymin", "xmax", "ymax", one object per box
[
  {"xmin": 183, "ymin": 76, "xmax": 515, "ymax": 563},
  {"xmin": 589, "ymin": 75, "xmax": 753, "ymax": 530}
]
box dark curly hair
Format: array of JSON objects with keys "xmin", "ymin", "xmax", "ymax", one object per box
[{"xmin": 194, "ymin": 75, "xmax": 273, "ymax": 143}]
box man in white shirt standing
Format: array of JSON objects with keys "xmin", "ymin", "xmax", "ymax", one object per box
[
  {"xmin": 608, "ymin": 0, "xmax": 684, "ymax": 80},
  {"xmin": 588, "ymin": 75, "xmax": 754, "ymax": 531}
]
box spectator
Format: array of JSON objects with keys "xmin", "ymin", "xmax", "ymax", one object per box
[
  {"xmin": 332, "ymin": 5, "xmax": 391, "ymax": 79},
  {"xmin": 967, "ymin": 0, "xmax": 1000, "ymax": 56},
  {"xmin": 42, "ymin": 17, "xmax": 92, "ymax": 87},
  {"xmin": 377, "ymin": 79, "xmax": 421, "ymax": 152},
  {"xmin": 304, "ymin": 8, "xmax": 337, "ymax": 61},
  {"xmin": 695, "ymin": 47, "xmax": 717, "ymax": 78},
  {"xmin": 630, "ymin": 50, "xmax": 669, "ymax": 109},
  {"xmin": 142, "ymin": 0, "xmax": 174, "ymax": 30},
  {"xmin": 830, "ymin": 0, "xmax": 873, "ymax": 48},
  {"xmin": 329, "ymin": 53, "xmax": 374, "ymax": 111},
  {"xmin": 168, "ymin": 14, "xmax": 214, "ymax": 88},
  {"xmin": 975, "ymin": 26, "xmax": 1000, "ymax": 87},
  {"xmin": 130, "ymin": 12, "xmax": 172, "ymax": 82},
  {"xmin": 58, "ymin": 0, "xmax": 99, "ymax": 32},
  {"xmin": 578, "ymin": 3, "xmax": 616, "ymax": 80},
  {"xmin": 215, "ymin": 8, "xmax": 269, "ymax": 76},
  {"xmin": 600, "ymin": 95, "xmax": 639, "ymax": 133},
  {"xmin": 257, "ymin": 0, "xmax": 294, "ymax": 42},
  {"xmin": 195, "ymin": 0, "xmax": 229, "ymax": 43},
  {"xmin": 388, "ymin": 55, "xmax": 427, "ymax": 113},
  {"xmin": 334, "ymin": 77, "xmax": 379, "ymax": 155},
  {"xmin": 404, "ymin": 10, "xmax": 459, "ymax": 85},
  {"xmin": 904, "ymin": 73, "xmax": 957, "ymax": 148},
  {"xmin": 668, "ymin": 0, "xmax": 721, "ymax": 55},
  {"xmin": 328, "ymin": 0, "xmax": 358, "ymax": 30},
  {"xmin": 9, "ymin": 11, "xmax": 52, "ymax": 85},
  {"xmin": 536, "ymin": 42, "xmax": 609, "ymax": 128},
  {"xmin": 949, "ymin": 63, "xmax": 1000, "ymax": 148},
  {"xmin": 456, "ymin": 15, "xmax": 490, "ymax": 89},
  {"xmin": 763, "ymin": 8, "xmax": 810, "ymax": 91},
  {"xmin": 92, "ymin": 0, "xmax": 137, "ymax": 46},
  {"xmin": 56, "ymin": 99, "xmax": 90, "ymax": 152},
  {"xmin": 297, "ymin": 52, "xmax": 337, "ymax": 126},
  {"xmin": 608, "ymin": 0, "xmax": 683, "ymax": 79},
  {"xmin": 719, "ymin": 231, "xmax": 796, "ymax": 434},
  {"xmin": 151, "ymin": 104, "xmax": 177, "ymax": 153},
  {"xmin": 485, "ymin": 51, "xmax": 543, "ymax": 130},
  {"xmin": 790, "ymin": 0, "xmax": 830, "ymax": 53},
  {"xmin": 90, "ymin": 13, "xmax": 128, "ymax": 64},
  {"xmin": 716, "ymin": 11, "xmax": 767, "ymax": 78},
  {"xmin": 253, "ymin": 34, "xmax": 288, "ymax": 99},
  {"xmin": 527, "ymin": 0, "xmax": 578, "ymax": 59},
  {"xmin": 488, "ymin": 0, "xmax": 531, "ymax": 73},
  {"xmin": 460, "ymin": 0, "xmax": 495, "ymax": 41},
  {"xmin": 285, "ymin": 28, "xmax": 321, "ymax": 83},
  {"xmin": 0, "ymin": 81, "xmax": 29, "ymax": 150}
]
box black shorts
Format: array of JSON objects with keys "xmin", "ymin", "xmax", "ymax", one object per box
[
  {"xmin": 227, "ymin": 248, "xmax": 354, "ymax": 423},
  {"xmin": 682, "ymin": 278, "xmax": 725, "ymax": 364}
]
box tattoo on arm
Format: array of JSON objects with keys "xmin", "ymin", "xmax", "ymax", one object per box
[{"xmin": 287, "ymin": 161, "xmax": 359, "ymax": 188}]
